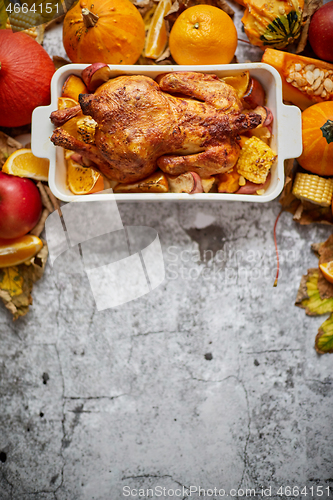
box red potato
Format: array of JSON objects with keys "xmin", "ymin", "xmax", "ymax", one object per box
[
  {"xmin": 236, "ymin": 173, "xmax": 271, "ymax": 195},
  {"xmin": 0, "ymin": 172, "xmax": 42, "ymax": 239},
  {"xmin": 82, "ymin": 63, "xmax": 113, "ymax": 92},
  {"xmin": 167, "ymin": 172, "xmax": 203, "ymax": 193},
  {"xmin": 243, "ymin": 78, "xmax": 265, "ymax": 108}
]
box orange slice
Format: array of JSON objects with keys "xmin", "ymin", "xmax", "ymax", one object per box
[
  {"xmin": 58, "ymin": 97, "xmax": 79, "ymax": 110},
  {"xmin": 222, "ymin": 71, "xmax": 250, "ymax": 99},
  {"xmin": 319, "ymin": 262, "xmax": 333, "ymax": 284},
  {"xmin": 0, "ymin": 235, "xmax": 43, "ymax": 268},
  {"xmin": 145, "ymin": 0, "xmax": 172, "ymax": 59},
  {"xmin": 67, "ymin": 158, "xmax": 104, "ymax": 195},
  {"xmin": 2, "ymin": 149, "xmax": 49, "ymax": 181}
]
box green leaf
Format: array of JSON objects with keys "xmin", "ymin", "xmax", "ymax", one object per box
[
  {"xmin": 315, "ymin": 314, "xmax": 333, "ymax": 354},
  {"xmin": 320, "ymin": 119, "xmax": 333, "ymax": 145}
]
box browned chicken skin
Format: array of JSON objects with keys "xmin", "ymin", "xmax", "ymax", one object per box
[{"xmin": 50, "ymin": 72, "xmax": 262, "ymax": 183}]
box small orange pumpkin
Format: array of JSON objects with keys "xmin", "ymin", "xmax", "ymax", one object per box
[
  {"xmin": 298, "ymin": 102, "xmax": 333, "ymax": 176},
  {"xmin": 63, "ymin": 0, "xmax": 145, "ymax": 65}
]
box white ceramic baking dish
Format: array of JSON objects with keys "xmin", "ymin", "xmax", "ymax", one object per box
[{"xmin": 31, "ymin": 63, "xmax": 302, "ymax": 202}]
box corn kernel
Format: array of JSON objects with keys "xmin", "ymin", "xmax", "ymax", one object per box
[
  {"xmin": 292, "ymin": 172, "xmax": 333, "ymax": 207},
  {"xmin": 238, "ymin": 175, "xmax": 246, "ymax": 186}
]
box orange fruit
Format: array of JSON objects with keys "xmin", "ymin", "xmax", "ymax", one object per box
[
  {"xmin": 222, "ymin": 71, "xmax": 250, "ymax": 98},
  {"xmin": 58, "ymin": 97, "xmax": 79, "ymax": 110},
  {"xmin": 67, "ymin": 158, "xmax": 104, "ymax": 195},
  {"xmin": 145, "ymin": 0, "xmax": 172, "ymax": 59},
  {"xmin": 169, "ymin": 5, "xmax": 237, "ymax": 65},
  {"xmin": 0, "ymin": 235, "xmax": 43, "ymax": 268},
  {"xmin": 2, "ymin": 149, "xmax": 49, "ymax": 181},
  {"xmin": 320, "ymin": 262, "xmax": 333, "ymax": 284}
]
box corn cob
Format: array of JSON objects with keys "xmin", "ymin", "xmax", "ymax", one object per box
[
  {"xmin": 236, "ymin": 136, "xmax": 277, "ymax": 184},
  {"xmin": 5, "ymin": 18, "xmax": 44, "ymax": 43},
  {"xmin": 77, "ymin": 117, "xmax": 97, "ymax": 144},
  {"xmin": 292, "ymin": 172, "xmax": 333, "ymax": 207}
]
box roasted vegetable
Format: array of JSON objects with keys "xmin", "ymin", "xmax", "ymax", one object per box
[
  {"xmin": 236, "ymin": 136, "xmax": 277, "ymax": 184},
  {"xmin": 77, "ymin": 117, "xmax": 97, "ymax": 144},
  {"xmin": 217, "ymin": 169, "xmax": 240, "ymax": 193},
  {"xmin": 114, "ymin": 171, "xmax": 169, "ymax": 193},
  {"xmin": 241, "ymin": 0, "xmax": 304, "ymax": 49},
  {"xmin": 166, "ymin": 172, "xmax": 203, "ymax": 194},
  {"xmin": 262, "ymin": 49, "xmax": 333, "ymax": 110},
  {"xmin": 242, "ymin": 77, "xmax": 265, "ymax": 108},
  {"xmin": 62, "ymin": 75, "xmax": 88, "ymax": 102},
  {"xmin": 201, "ymin": 177, "xmax": 216, "ymax": 193},
  {"xmin": 236, "ymin": 173, "xmax": 271, "ymax": 194},
  {"xmin": 292, "ymin": 172, "xmax": 333, "ymax": 207}
]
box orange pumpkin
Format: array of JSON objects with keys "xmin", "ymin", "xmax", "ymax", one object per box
[
  {"xmin": 298, "ymin": 102, "xmax": 333, "ymax": 176},
  {"xmin": 63, "ymin": 0, "xmax": 145, "ymax": 65}
]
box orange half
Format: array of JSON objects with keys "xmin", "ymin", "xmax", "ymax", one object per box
[
  {"xmin": 319, "ymin": 262, "xmax": 333, "ymax": 284},
  {"xmin": 58, "ymin": 97, "xmax": 79, "ymax": 110},
  {"xmin": 67, "ymin": 158, "xmax": 104, "ymax": 195},
  {"xmin": 0, "ymin": 235, "xmax": 43, "ymax": 268},
  {"xmin": 2, "ymin": 149, "xmax": 49, "ymax": 181}
]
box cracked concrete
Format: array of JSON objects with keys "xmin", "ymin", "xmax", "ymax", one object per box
[
  {"xmin": 1, "ymin": 198, "xmax": 332, "ymax": 499},
  {"xmin": 1, "ymin": 12, "xmax": 333, "ymax": 498}
]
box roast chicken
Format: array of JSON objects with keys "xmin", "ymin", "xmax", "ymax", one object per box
[{"xmin": 50, "ymin": 72, "xmax": 262, "ymax": 183}]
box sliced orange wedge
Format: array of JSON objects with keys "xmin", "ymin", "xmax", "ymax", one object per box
[
  {"xmin": 319, "ymin": 262, "xmax": 333, "ymax": 284},
  {"xmin": 2, "ymin": 149, "xmax": 49, "ymax": 181},
  {"xmin": 222, "ymin": 71, "xmax": 250, "ymax": 99},
  {"xmin": 145, "ymin": 0, "xmax": 172, "ymax": 59},
  {"xmin": 67, "ymin": 158, "xmax": 104, "ymax": 195},
  {"xmin": 58, "ymin": 97, "xmax": 79, "ymax": 110},
  {"xmin": 0, "ymin": 235, "xmax": 43, "ymax": 268}
]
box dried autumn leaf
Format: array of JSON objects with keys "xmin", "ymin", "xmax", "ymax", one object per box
[
  {"xmin": 312, "ymin": 234, "xmax": 333, "ymax": 299},
  {"xmin": 0, "ymin": 241, "xmax": 48, "ymax": 320},
  {"xmin": 132, "ymin": 0, "xmax": 156, "ymax": 18},
  {"xmin": 165, "ymin": 0, "xmax": 234, "ymax": 26},
  {"xmin": 295, "ymin": 268, "xmax": 333, "ymax": 316},
  {"xmin": 52, "ymin": 55, "xmax": 71, "ymax": 70},
  {"xmin": 296, "ymin": 0, "xmax": 323, "ymax": 54},
  {"xmin": 315, "ymin": 314, "xmax": 333, "ymax": 354},
  {"xmin": 311, "ymin": 241, "xmax": 323, "ymax": 257},
  {"xmin": 0, "ymin": 132, "xmax": 22, "ymax": 167}
]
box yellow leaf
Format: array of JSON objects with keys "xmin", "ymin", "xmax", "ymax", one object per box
[{"xmin": 0, "ymin": 267, "xmax": 24, "ymax": 297}]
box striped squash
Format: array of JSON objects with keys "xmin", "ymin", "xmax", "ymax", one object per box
[{"xmin": 242, "ymin": 0, "xmax": 304, "ymax": 49}]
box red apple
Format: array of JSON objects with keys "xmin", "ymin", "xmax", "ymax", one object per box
[
  {"xmin": 0, "ymin": 172, "xmax": 42, "ymax": 239},
  {"xmin": 308, "ymin": 2, "xmax": 333, "ymax": 63}
]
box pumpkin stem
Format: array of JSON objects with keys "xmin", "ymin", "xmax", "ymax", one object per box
[
  {"xmin": 321, "ymin": 119, "xmax": 333, "ymax": 145},
  {"xmin": 82, "ymin": 8, "xmax": 99, "ymax": 28}
]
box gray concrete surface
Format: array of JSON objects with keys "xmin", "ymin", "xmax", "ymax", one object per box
[
  {"xmin": 1, "ymin": 200, "xmax": 333, "ymax": 499},
  {"xmin": 1, "ymin": 9, "xmax": 333, "ymax": 498}
]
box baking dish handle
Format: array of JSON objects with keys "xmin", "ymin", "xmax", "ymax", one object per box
[
  {"xmin": 31, "ymin": 104, "xmax": 55, "ymax": 159},
  {"xmin": 278, "ymin": 103, "xmax": 303, "ymax": 160}
]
